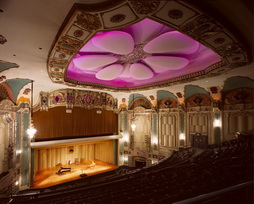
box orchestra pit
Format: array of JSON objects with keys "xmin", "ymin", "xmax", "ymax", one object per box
[{"xmin": 0, "ymin": 0, "xmax": 253, "ymax": 203}]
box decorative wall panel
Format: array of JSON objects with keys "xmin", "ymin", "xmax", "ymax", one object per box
[
  {"xmin": 159, "ymin": 114, "xmax": 178, "ymax": 148},
  {"xmin": 36, "ymin": 89, "xmax": 117, "ymax": 111},
  {"xmin": 222, "ymin": 88, "xmax": 254, "ymax": 140}
]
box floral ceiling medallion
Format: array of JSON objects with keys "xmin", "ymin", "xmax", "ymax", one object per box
[{"xmin": 48, "ymin": 0, "xmax": 249, "ymax": 91}]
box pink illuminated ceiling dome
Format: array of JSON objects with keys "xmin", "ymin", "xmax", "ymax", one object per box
[{"xmin": 67, "ymin": 18, "xmax": 221, "ymax": 88}]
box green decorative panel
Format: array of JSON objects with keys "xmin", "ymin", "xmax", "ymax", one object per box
[
  {"xmin": 128, "ymin": 93, "xmax": 147, "ymax": 106},
  {"xmin": 157, "ymin": 90, "xmax": 177, "ymax": 104},
  {"xmin": 184, "ymin": 85, "xmax": 210, "ymax": 100},
  {"xmin": 222, "ymin": 76, "xmax": 254, "ymax": 92}
]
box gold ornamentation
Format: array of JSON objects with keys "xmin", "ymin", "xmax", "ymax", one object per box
[
  {"xmin": 181, "ymin": 15, "xmax": 222, "ymax": 40},
  {"xmin": 49, "ymin": 59, "xmax": 68, "ymax": 68},
  {"xmin": 160, "ymin": 98, "xmax": 178, "ymax": 109},
  {"xmin": 129, "ymin": 97, "xmax": 152, "ymax": 110},
  {"xmin": 46, "ymin": 89, "xmax": 117, "ymax": 111},
  {"xmin": 130, "ymin": 0, "xmax": 159, "ymax": 14},
  {"xmin": 0, "ymin": 99, "xmax": 16, "ymax": 111},
  {"xmin": 186, "ymin": 94, "xmax": 212, "ymax": 107},
  {"xmin": 55, "ymin": 46, "xmax": 76, "ymax": 55},
  {"xmin": 117, "ymin": 44, "xmax": 149, "ymax": 63},
  {"xmin": 168, "ymin": 9, "xmax": 183, "ymax": 19},
  {"xmin": 74, "ymin": 12, "xmax": 102, "ymax": 31},
  {"xmin": 74, "ymin": 30, "xmax": 84, "ymax": 38},
  {"xmin": 56, "ymin": 36, "xmax": 82, "ymax": 55},
  {"xmin": 59, "ymin": 53, "xmax": 66, "ymax": 59},
  {"xmin": 216, "ymin": 43, "xmax": 243, "ymax": 57},
  {"xmin": 214, "ymin": 38, "xmax": 225, "ymax": 44},
  {"xmin": 224, "ymin": 88, "xmax": 254, "ymax": 105},
  {"xmin": 110, "ymin": 14, "xmax": 126, "ymax": 23}
]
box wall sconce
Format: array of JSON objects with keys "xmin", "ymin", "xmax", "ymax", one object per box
[
  {"xmin": 179, "ymin": 133, "xmax": 185, "ymax": 140},
  {"xmin": 16, "ymin": 150, "xmax": 22, "ymax": 154},
  {"xmin": 15, "ymin": 181, "xmax": 19, "ymax": 186},
  {"xmin": 214, "ymin": 119, "xmax": 221, "ymax": 127},
  {"xmin": 131, "ymin": 123, "xmax": 136, "ymax": 131},
  {"xmin": 27, "ymin": 123, "xmax": 37, "ymax": 139},
  {"xmin": 123, "ymin": 133, "xmax": 129, "ymax": 142}
]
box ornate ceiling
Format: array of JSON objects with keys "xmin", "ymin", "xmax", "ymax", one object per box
[
  {"xmin": 0, "ymin": 0, "xmax": 252, "ymax": 104},
  {"xmin": 48, "ymin": 0, "xmax": 249, "ymax": 91}
]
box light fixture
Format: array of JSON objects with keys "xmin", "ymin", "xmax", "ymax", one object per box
[
  {"xmin": 16, "ymin": 150, "xmax": 22, "ymax": 154},
  {"xmin": 131, "ymin": 123, "xmax": 136, "ymax": 131},
  {"xmin": 214, "ymin": 119, "xmax": 221, "ymax": 127},
  {"xmin": 123, "ymin": 133, "xmax": 129, "ymax": 142},
  {"xmin": 15, "ymin": 181, "xmax": 19, "ymax": 186},
  {"xmin": 26, "ymin": 80, "xmax": 37, "ymax": 139},
  {"xmin": 180, "ymin": 133, "xmax": 185, "ymax": 140}
]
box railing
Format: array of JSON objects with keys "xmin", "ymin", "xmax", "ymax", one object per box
[
  {"xmin": 0, "ymin": 168, "xmax": 16, "ymax": 194},
  {"xmin": 173, "ymin": 181, "xmax": 253, "ymax": 204}
]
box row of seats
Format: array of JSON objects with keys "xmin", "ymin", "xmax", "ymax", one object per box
[{"xmin": 1, "ymin": 136, "xmax": 253, "ymax": 204}]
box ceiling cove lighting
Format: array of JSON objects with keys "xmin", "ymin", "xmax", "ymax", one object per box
[{"xmin": 67, "ymin": 18, "xmax": 221, "ymax": 88}]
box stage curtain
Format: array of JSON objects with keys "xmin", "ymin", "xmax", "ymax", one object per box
[
  {"xmin": 33, "ymin": 107, "xmax": 118, "ymax": 139},
  {"xmin": 95, "ymin": 141, "xmax": 114, "ymax": 164},
  {"xmin": 34, "ymin": 140, "xmax": 113, "ymax": 172}
]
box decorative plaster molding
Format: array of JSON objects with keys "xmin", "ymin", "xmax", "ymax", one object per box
[{"xmin": 47, "ymin": 0, "xmax": 249, "ymax": 92}]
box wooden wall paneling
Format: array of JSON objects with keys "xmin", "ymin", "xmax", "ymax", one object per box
[{"xmin": 33, "ymin": 107, "xmax": 118, "ymax": 139}]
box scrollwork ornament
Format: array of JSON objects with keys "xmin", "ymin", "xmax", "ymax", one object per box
[
  {"xmin": 214, "ymin": 38, "xmax": 225, "ymax": 44},
  {"xmin": 168, "ymin": 9, "xmax": 183, "ymax": 19},
  {"xmin": 59, "ymin": 54, "xmax": 66, "ymax": 59},
  {"xmin": 74, "ymin": 30, "xmax": 84, "ymax": 38},
  {"xmin": 130, "ymin": 0, "xmax": 160, "ymax": 14},
  {"xmin": 110, "ymin": 14, "xmax": 126, "ymax": 23},
  {"xmin": 74, "ymin": 12, "xmax": 102, "ymax": 31},
  {"xmin": 216, "ymin": 43, "xmax": 243, "ymax": 57}
]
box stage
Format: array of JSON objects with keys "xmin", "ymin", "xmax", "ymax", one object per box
[{"xmin": 32, "ymin": 159, "xmax": 118, "ymax": 188}]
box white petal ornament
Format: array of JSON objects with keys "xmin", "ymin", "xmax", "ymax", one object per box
[
  {"xmin": 122, "ymin": 18, "xmax": 165, "ymax": 44},
  {"xmin": 96, "ymin": 64, "xmax": 124, "ymax": 80},
  {"xmin": 92, "ymin": 31, "xmax": 134, "ymax": 54},
  {"xmin": 130, "ymin": 63, "xmax": 154, "ymax": 80},
  {"xmin": 144, "ymin": 31, "xmax": 199, "ymax": 54},
  {"xmin": 73, "ymin": 55, "xmax": 118, "ymax": 69},
  {"xmin": 143, "ymin": 56, "xmax": 189, "ymax": 70},
  {"xmin": 119, "ymin": 63, "xmax": 132, "ymax": 79}
]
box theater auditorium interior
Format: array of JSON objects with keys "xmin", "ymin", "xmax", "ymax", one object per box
[{"xmin": 0, "ymin": 0, "xmax": 253, "ymax": 203}]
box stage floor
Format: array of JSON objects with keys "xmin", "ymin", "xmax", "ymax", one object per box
[{"xmin": 32, "ymin": 160, "xmax": 118, "ymax": 188}]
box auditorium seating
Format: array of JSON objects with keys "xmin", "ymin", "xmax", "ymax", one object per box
[{"xmin": 0, "ymin": 136, "xmax": 253, "ymax": 204}]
